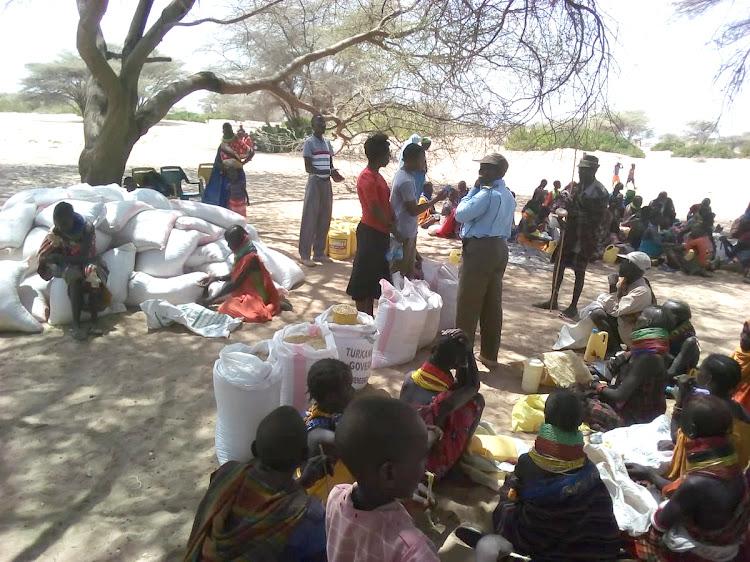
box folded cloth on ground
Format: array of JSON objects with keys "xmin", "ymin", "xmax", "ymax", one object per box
[
  {"xmin": 461, "ymin": 421, "xmax": 531, "ymax": 491},
  {"xmin": 511, "ymin": 394, "xmax": 548, "ymax": 433},
  {"xmin": 140, "ymin": 299, "xmax": 242, "ymax": 338},
  {"xmin": 540, "ymin": 350, "xmax": 593, "ymax": 387},
  {"xmin": 553, "ymin": 300, "xmax": 603, "ymax": 350},
  {"xmin": 597, "ymin": 414, "xmax": 673, "ymax": 471}
]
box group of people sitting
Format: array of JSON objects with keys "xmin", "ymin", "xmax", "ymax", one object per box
[{"xmin": 184, "ymin": 304, "xmax": 750, "ymax": 561}]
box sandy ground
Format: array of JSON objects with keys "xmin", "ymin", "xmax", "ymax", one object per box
[{"xmin": 1, "ymin": 113, "xmax": 749, "ymax": 561}]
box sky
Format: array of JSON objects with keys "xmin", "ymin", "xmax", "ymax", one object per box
[{"xmin": 0, "ymin": 0, "xmax": 749, "ymax": 137}]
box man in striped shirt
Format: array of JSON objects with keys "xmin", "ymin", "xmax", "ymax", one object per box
[{"xmin": 299, "ymin": 114, "xmax": 344, "ymax": 267}]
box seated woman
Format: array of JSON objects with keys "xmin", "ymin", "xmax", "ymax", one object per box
[
  {"xmin": 185, "ymin": 406, "xmax": 329, "ymax": 562},
  {"xmin": 663, "ymin": 299, "xmax": 700, "ymax": 382},
  {"xmin": 733, "ymin": 318, "xmax": 750, "ymax": 411},
  {"xmin": 627, "ymin": 396, "xmax": 749, "ymax": 562},
  {"xmin": 303, "ymin": 359, "xmax": 355, "ymax": 502},
  {"xmin": 399, "ymin": 329, "xmax": 484, "ymax": 482},
  {"xmin": 427, "ymin": 189, "xmax": 461, "ymax": 239},
  {"xmin": 38, "ymin": 201, "xmax": 110, "ymax": 341},
  {"xmin": 417, "ymin": 182, "xmax": 441, "ymax": 228},
  {"xmin": 200, "ymin": 225, "xmax": 291, "ymax": 322},
  {"xmin": 665, "ymin": 225, "xmax": 713, "ymax": 277},
  {"xmin": 456, "ymin": 389, "xmax": 621, "ymax": 561},
  {"xmin": 517, "ymin": 206, "xmax": 552, "ymax": 251},
  {"xmin": 581, "ymin": 306, "xmax": 670, "ymax": 431}
]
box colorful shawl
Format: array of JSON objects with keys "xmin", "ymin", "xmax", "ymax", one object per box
[
  {"xmin": 732, "ymin": 334, "xmax": 750, "ymax": 411},
  {"xmin": 303, "ymin": 402, "xmax": 342, "ymax": 433},
  {"xmin": 527, "ymin": 423, "xmax": 586, "ymax": 474},
  {"xmin": 411, "ymin": 362, "xmax": 453, "ymax": 393},
  {"xmin": 185, "ymin": 460, "xmax": 308, "ymax": 562},
  {"xmin": 630, "ymin": 328, "xmax": 670, "ymax": 357}
]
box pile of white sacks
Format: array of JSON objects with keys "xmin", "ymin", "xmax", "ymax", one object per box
[{"xmin": 0, "ymin": 184, "xmax": 305, "ymax": 333}]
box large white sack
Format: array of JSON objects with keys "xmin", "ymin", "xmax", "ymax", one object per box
[
  {"xmin": 437, "ymin": 263, "xmax": 459, "ymax": 331},
  {"xmin": 598, "ymin": 415, "xmax": 674, "ymax": 472},
  {"xmin": 553, "ymin": 300, "xmax": 603, "ymax": 350},
  {"xmin": 100, "ymin": 200, "xmax": 152, "ymax": 233},
  {"xmin": 213, "ymin": 341, "xmax": 283, "ymax": 464},
  {"xmin": 315, "ymin": 306, "xmax": 378, "ymax": 389},
  {"xmin": 67, "ymin": 183, "xmax": 126, "ymax": 203},
  {"xmin": 126, "ymin": 271, "xmax": 206, "ymax": 307},
  {"xmin": 135, "ymin": 229, "xmax": 202, "ymax": 278},
  {"xmin": 421, "ymin": 258, "xmax": 442, "ymax": 292},
  {"xmin": 18, "ymin": 273, "xmax": 49, "ymax": 324},
  {"xmin": 254, "ymin": 241, "xmax": 305, "ymax": 290},
  {"xmin": 175, "ymin": 216, "xmax": 224, "ymax": 245},
  {"xmin": 140, "ymin": 299, "xmax": 242, "ymax": 338},
  {"xmin": 35, "ymin": 200, "xmax": 105, "ymax": 229},
  {"xmin": 0, "ymin": 203, "xmax": 37, "ymax": 249},
  {"xmin": 271, "ymin": 322, "xmax": 338, "ymax": 412},
  {"xmin": 185, "ymin": 239, "xmax": 232, "ymax": 267},
  {"xmin": 20, "ymin": 227, "xmax": 49, "ymax": 273},
  {"xmin": 371, "ymin": 279, "xmax": 429, "ymax": 368},
  {"xmin": 171, "ymin": 199, "xmax": 245, "ymax": 230},
  {"xmin": 102, "ymin": 243, "xmax": 136, "ymax": 304},
  {"xmin": 192, "ymin": 260, "xmax": 232, "ymax": 278},
  {"xmin": 2, "ymin": 187, "xmax": 68, "ymax": 211},
  {"xmin": 245, "ymin": 223, "xmax": 260, "ymax": 242},
  {"xmin": 412, "ymin": 279, "xmax": 443, "ymax": 349},
  {"xmin": 94, "ymin": 228, "xmax": 112, "ymax": 255},
  {"xmin": 47, "ymin": 278, "xmax": 126, "ymax": 326},
  {"xmin": 584, "ymin": 443, "xmax": 658, "ymax": 536},
  {"xmin": 126, "ymin": 188, "xmax": 171, "ymax": 210},
  {"xmin": 0, "ymin": 260, "xmax": 44, "ymax": 333},
  {"xmin": 112, "ymin": 209, "xmax": 182, "ymax": 251}
]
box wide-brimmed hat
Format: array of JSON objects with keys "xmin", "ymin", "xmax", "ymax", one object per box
[
  {"xmin": 578, "ymin": 154, "xmax": 599, "ymax": 169},
  {"xmin": 475, "ymin": 153, "xmax": 508, "ymax": 168},
  {"xmin": 618, "ymin": 251, "xmax": 651, "ymax": 272}
]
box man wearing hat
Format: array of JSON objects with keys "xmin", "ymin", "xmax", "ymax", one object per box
[
  {"xmin": 454, "ymin": 153, "xmax": 516, "ymax": 368},
  {"xmin": 534, "ymin": 154, "xmax": 609, "ymax": 319},
  {"xmin": 588, "ymin": 250, "xmax": 656, "ymax": 350}
]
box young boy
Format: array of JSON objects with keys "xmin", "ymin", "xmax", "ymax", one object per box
[
  {"xmin": 185, "ymin": 406, "xmax": 330, "ymax": 561},
  {"xmin": 326, "ymin": 395, "xmax": 439, "ymax": 561},
  {"xmin": 458, "ymin": 388, "xmax": 620, "ymax": 561}
]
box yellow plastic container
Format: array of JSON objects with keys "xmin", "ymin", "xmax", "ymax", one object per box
[
  {"xmin": 327, "ymin": 227, "xmax": 354, "ymax": 260},
  {"xmin": 449, "ymin": 249, "xmax": 462, "ymax": 266},
  {"xmin": 584, "ymin": 330, "xmax": 609, "ymax": 363},
  {"xmin": 684, "ymin": 249, "xmax": 695, "ymax": 262},
  {"xmin": 545, "ymin": 240, "xmax": 558, "ymax": 255},
  {"xmin": 603, "ymin": 245, "xmax": 619, "ymax": 264}
]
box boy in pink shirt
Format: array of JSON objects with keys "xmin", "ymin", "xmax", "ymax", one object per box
[{"xmin": 325, "ymin": 396, "xmax": 439, "ymax": 562}]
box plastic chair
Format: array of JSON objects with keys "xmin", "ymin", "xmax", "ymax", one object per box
[
  {"xmin": 197, "ymin": 163, "xmax": 214, "ymax": 188},
  {"xmin": 160, "ymin": 166, "xmax": 203, "ymax": 200},
  {"xmin": 132, "ymin": 167, "xmax": 157, "ymax": 187}
]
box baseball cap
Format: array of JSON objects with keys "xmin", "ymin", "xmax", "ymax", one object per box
[
  {"xmin": 475, "ymin": 153, "xmax": 508, "ymax": 168},
  {"xmin": 618, "ymin": 251, "xmax": 651, "ymax": 271},
  {"xmin": 578, "ymin": 154, "xmax": 599, "ymax": 169}
]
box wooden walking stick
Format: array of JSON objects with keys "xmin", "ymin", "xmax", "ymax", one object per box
[{"xmin": 548, "ymin": 149, "xmax": 577, "ymax": 311}]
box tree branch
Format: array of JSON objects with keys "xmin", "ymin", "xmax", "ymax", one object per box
[
  {"xmin": 106, "ymin": 51, "xmax": 172, "ymax": 63},
  {"xmin": 173, "ymin": 0, "xmax": 286, "ymax": 27},
  {"xmin": 76, "ymin": 0, "xmax": 120, "ymax": 100},
  {"xmin": 123, "ymin": 0, "xmax": 154, "ymax": 57}
]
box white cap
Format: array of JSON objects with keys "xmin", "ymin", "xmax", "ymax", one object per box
[{"xmin": 618, "ymin": 251, "xmax": 651, "ymax": 272}]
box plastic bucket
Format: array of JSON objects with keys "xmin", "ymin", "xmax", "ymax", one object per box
[
  {"xmin": 328, "ymin": 228, "xmax": 353, "ymax": 260},
  {"xmin": 603, "ymin": 245, "xmax": 619, "ymax": 263},
  {"xmin": 521, "ymin": 358, "xmax": 545, "ymax": 394},
  {"xmin": 449, "ymin": 249, "xmax": 462, "ymax": 266}
]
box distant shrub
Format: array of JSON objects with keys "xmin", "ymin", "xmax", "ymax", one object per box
[
  {"xmin": 166, "ymin": 110, "xmax": 208, "ymax": 122},
  {"xmin": 652, "ymin": 139, "xmax": 686, "ymax": 151},
  {"xmin": 0, "ymin": 93, "xmax": 76, "ymax": 114},
  {"xmin": 506, "ymin": 125, "xmax": 645, "ymax": 158},
  {"xmin": 671, "ymin": 144, "xmax": 737, "ymax": 159},
  {"xmin": 251, "ymin": 117, "xmax": 312, "ymax": 153}
]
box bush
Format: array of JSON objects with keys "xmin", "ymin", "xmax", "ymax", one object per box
[
  {"xmin": 671, "ymin": 144, "xmax": 737, "ymax": 159},
  {"xmin": 0, "ymin": 93, "xmax": 77, "ymax": 114},
  {"xmin": 652, "ymin": 139, "xmax": 686, "ymax": 151},
  {"xmin": 165, "ymin": 110, "xmax": 208, "ymax": 123},
  {"xmin": 251, "ymin": 117, "xmax": 312, "ymax": 153},
  {"xmin": 505, "ymin": 125, "xmax": 645, "ymax": 158}
]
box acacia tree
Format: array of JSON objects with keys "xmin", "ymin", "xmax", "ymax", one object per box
[{"xmin": 74, "ymin": 0, "xmax": 611, "ymax": 184}]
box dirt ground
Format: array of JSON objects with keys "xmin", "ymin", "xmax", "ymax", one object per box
[{"xmin": 1, "ymin": 114, "xmax": 748, "ymax": 561}]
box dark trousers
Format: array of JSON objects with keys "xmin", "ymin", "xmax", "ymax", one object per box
[
  {"xmin": 299, "ymin": 175, "xmax": 333, "ymax": 259},
  {"xmin": 456, "ymin": 237, "xmax": 509, "ymax": 361}
]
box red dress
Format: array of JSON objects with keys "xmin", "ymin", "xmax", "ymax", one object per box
[{"xmin": 218, "ymin": 253, "xmax": 280, "ymax": 323}]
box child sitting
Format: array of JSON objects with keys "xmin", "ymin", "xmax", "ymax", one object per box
[
  {"xmin": 185, "ymin": 406, "xmax": 330, "ymax": 561},
  {"xmin": 326, "ymin": 395, "xmax": 439, "ymax": 561},
  {"xmin": 304, "ymin": 359, "xmax": 356, "ymax": 501},
  {"xmin": 456, "ymin": 388, "xmax": 621, "ymax": 561},
  {"xmin": 400, "ymin": 329, "xmax": 484, "ymax": 482},
  {"xmin": 663, "ymin": 299, "xmax": 700, "ymax": 381}
]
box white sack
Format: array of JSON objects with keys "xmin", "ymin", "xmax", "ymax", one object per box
[
  {"xmin": 20, "ymin": 227, "xmax": 49, "ymax": 272},
  {"xmin": 208, "ymin": 280, "xmax": 230, "ymax": 303},
  {"xmin": 94, "ymin": 228, "xmax": 111, "ymax": 255},
  {"xmin": 437, "ymin": 263, "xmax": 459, "ymax": 331},
  {"xmin": 254, "ymin": 241, "xmax": 305, "ymax": 290},
  {"xmin": 0, "ymin": 260, "xmax": 44, "ymax": 332},
  {"xmin": 0, "ymin": 203, "xmax": 37, "ymax": 249},
  {"xmin": 553, "ymin": 300, "xmax": 603, "ymax": 350},
  {"xmin": 371, "ymin": 278, "xmax": 429, "ymax": 368},
  {"xmin": 420, "ymin": 258, "xmax": 442, "ymax": 292},
  {"xmin": 315, "ymin": 306, "xmax": 378, "ymax": 389},
  {"xmin": 100, "ymin": 200, "xmax": 152, "ymax": 233},
  {"xmin": 584, "ymin": 443, "xmax": 658, "ymax": 536},
  {"xmin": 112, "ymin": 209, "xmax": 182, "ymax": 251},
  {"xmin": 598, "ymin": 415, "xmax": 674, "ymax": 471},
  {"xmin": 102, "ymin": 243, "xmax": 136, "ymax": 305},
  {"xmin": 47, "ymin": 278, "xmax": 126, "ymax": 326},
  {"xmin": 140, "ymin": 299, "xmax": 242, "ymax": 338},
  {"xmin": 185, "ymin": 239, "xmax": 232, "ymax": 267},
  {"xmin": 35, "ymin": 200, "xmax": 104, "ymax": 229},
  {"xmin": 67, "ymin": 183, "xmax": 125, "ymax": 203},
  {"xmin": 2, "ymin": 187, "xmax": 68, "ymax": 211},
  {"xmin": 18, "ymin": 273, "xmax": 49, "ymax": 323},
  {"xmin": 193, "ymin": 260, "xmax": 232, "ymax": 278},
  {"xmin": 126, "ymin": 188, "xmax": 171, "ymax": 210},
  {"xmin": 175, "ymin": 216, "xmax": 224, "ymax": 245},
  {"xmin": 412, "ymin": 279, "xmax": 443, "ymax": 349},
  {"xmin": 135, "ymin": 229, "xmax": 202, "ymax": 278},
  {"xmin": 245, "ymin": 223, "xmax": 260, "ymax": 242},
  {"xmin": 126, "ymin": 271, "xmax": 206, "ymax": 307},
  {"xmin": 271, "ymin": 323, "xmax": 338, "ymax": 412},
  {"xmin": 170, "ymin": 199, "xmax": 245, "ymax": 230},
  {"xmin": 213, "ymin": 341, "xmax": 283, "ymax": 464}
]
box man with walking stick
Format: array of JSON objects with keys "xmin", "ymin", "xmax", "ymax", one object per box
[{"xmin": 533, "ymin": 154, "xmax": 608, "ymax": 319}]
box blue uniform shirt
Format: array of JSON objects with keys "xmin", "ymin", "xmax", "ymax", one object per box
[{"xmin": 455, "ymin": 179, "xmax": 516, "ymax": 239}]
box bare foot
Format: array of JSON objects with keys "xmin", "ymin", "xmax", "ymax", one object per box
[
  {"xmin": 476, "ymin": 354, "xmax": 499, "ymax": 369},
  {"xmin": 532, "ymin": 300, "xmax": 558, "ymax": 310},
  {"xmin": 313, "ymin": 256, "xmax": 333, "ymax": 263},
  {"xmin": 560, "ymin": 306, "xmax": 579, "ymax": 320},
  {"xmin": 300, "ymin": 259, "xmax": 317, "ymax": 267},
  {"xmin": 89, "ymin": 325, "xmax": 104, "ymax": 336},
  {"xmin": 73, "ymin": 327, "xmax": 88, "ymax": 341}
]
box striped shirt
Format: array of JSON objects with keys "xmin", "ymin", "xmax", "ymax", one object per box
[{"xmin": 303, "ymin": 135, "xmax": 334, "ymax": 178}]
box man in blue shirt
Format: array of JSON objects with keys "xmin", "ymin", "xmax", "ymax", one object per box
[{"xmin": 454, "ymin": 153, "xmax": 516, "ymax": 368}]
